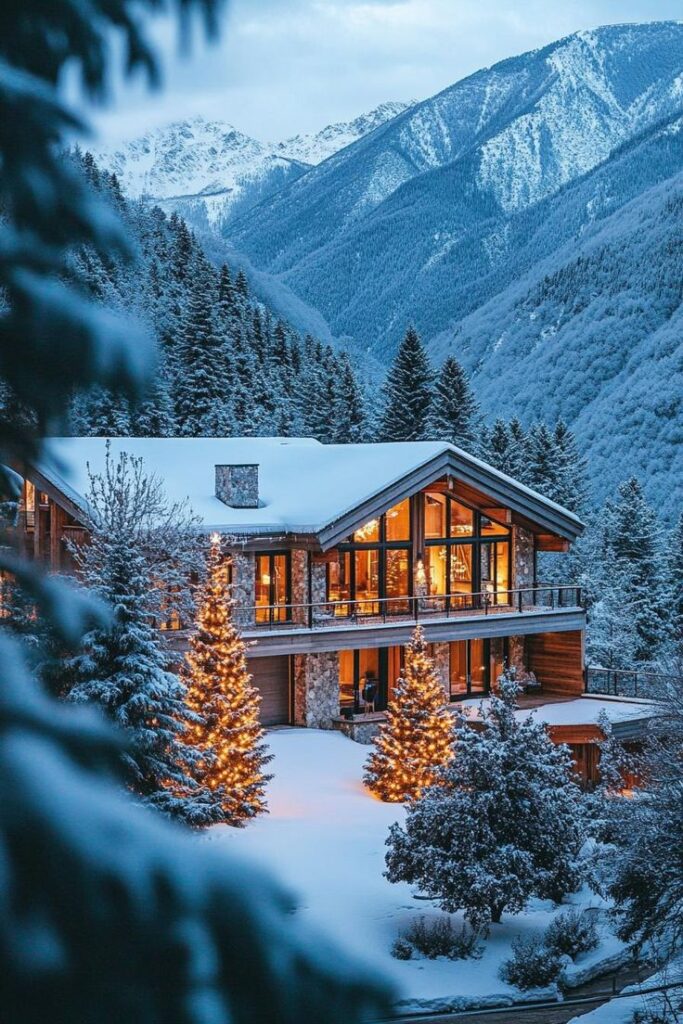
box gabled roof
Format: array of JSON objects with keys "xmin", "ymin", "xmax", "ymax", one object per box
[{"xmin": 30, "ymin": 436, "xmax": 584, "ymax": 547}]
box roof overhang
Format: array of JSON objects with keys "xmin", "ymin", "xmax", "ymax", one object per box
[{"xmin": 317, "ymin": 448, "xmax": 584, "ymax": 551}]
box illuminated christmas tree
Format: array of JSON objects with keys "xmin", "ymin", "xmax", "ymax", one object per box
[
  {"xmin": 183, "ymin": 535, "xmax": 272, "ymax": 825},
  {"xmin": 364, "ymin": 626, "xmax": 454, "ymax": 802}
]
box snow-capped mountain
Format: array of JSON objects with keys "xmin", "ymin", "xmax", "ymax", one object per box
[
  {"xmin": 277, "ymin": 101, "xmax": 414, "ymax": 165},
  {"xmin": 230, "ymin": 22, "xmax": 683, "ymax": 354},
  {"xmin": 93, "ymin": 101, "xmax": 414, "ymax": 229}
]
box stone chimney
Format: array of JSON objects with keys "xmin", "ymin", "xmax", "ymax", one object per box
[{"xmin": 215, "ymin": 464, "xmax": 259, "ymax": 508}]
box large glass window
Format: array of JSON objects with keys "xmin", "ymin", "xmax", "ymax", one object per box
[
  {"xmin": 328, "ymin": 499, "xmax": 412, "ymax": 615},
  {"xmin": 449, "ymin": 639, "xmax": 489, "ymax": 699},
  {"xmin": 255, "ymin": 552, "xmax": 291, "ymax": 624},
  {"xmin": 339, "ymin": 648, "xmax": 389, "ymax": 713},
  {"xmin": 385, "ymin": 498, "xmax": 411, "ymax": 541},
  {"xmin": 424, "ymin": 493, "xmax": 510, "ymax": 610}
]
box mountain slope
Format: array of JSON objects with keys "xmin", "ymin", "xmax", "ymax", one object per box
[
  {"xmin": 229, "ymin": 22, "xmax": 683, "ymax": 357},
  {"xmin": 94, "ymin": 102, "xmax": 413, "ymax": 230},
  {"xmin": 432, "ymin": 144, "xmax": 683, "ymax": 510}
]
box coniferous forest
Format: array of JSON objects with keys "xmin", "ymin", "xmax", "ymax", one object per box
[{"xmin": 57, "ymin": 152, "xmax": 682, "ymax": 674}]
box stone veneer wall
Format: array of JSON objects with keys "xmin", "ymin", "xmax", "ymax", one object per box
[
  {"xmin": 513, "ymin": 526, "xmax": 535, "ymax": 600},
  {"xmin": 507, "ymin": 635, "xmax": 526, "ymax": 676},
  {"xmin": 310, "ymin": 560, "xmax": 328, "ymax": 622},
  {"xmin": 230, "ymin": 549, "xmax": 255, "ymax": 627},
  {"xmin": 290, "ymin": 549, "xmax": 308, "ymax": 626},
  {"xmin": 431, "ymin": 642, "xmax": 450, "ymax": 696},
  {"xmin": 293, "ymin": 652, "xmax": 340, "ymax": 728}
]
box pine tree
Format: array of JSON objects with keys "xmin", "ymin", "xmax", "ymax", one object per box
[
  {"xmin": 487, "ymin": 419, "xmax": 511, "ymax": 473},
  {"xmin": 507, "ymin": 418, "xmax": 528, "ymax": 481},
  {"xmin": 526, "ymin": 421, "xmax": 561, "ymax": 501},
  {"xmin": 333, "ymin": 354, "xmax": 367, "ymax": 442},
  {"xmin": 364, "ymin": 626, "xmax": 454, "ymax": 802},
  {"xmin": 58, "ymin": 447, "xmax": 214, "ymax": 823},
  {"xmin": 553, "ymin": 419, "xmax": 588, "ymax": 513},
  {"xmin": 427, "ymin": 355, "xmax": 481, "ymax": 453},
  {"xmin": 604, "ymin": 478, "xmax": 667, "ymax": 664},
  {"xmin": 379, "ymin": 326, "xmax": 432, "ymax": 441},
  {"xmin": 174, "ymin": 257, "xmax": 228, "ymax": 435},
  {"xmin": 385, "ymin": 672, "xmax": 585, "ymax": 930},
  {"xmin": 666, "ymin": 512, "xmax": 683, "ymax": 657},
  {"xmin": 181, "ymin": 536, "xmax": 272, "ymax": 824}
]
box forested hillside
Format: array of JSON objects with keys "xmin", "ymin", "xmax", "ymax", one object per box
[
  {"xmin": 69, "ymin": 155, "xmax": 367, "ymax": 443},
  {"xmin": 229, "ymin": 22, "xmax": 683, "ymax": 356}
]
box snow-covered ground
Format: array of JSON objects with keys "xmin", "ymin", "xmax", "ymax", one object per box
[
  {"xmin": 206, "ymin": 728, "xmax": 626, "ymax": 1014},
  {"xmin": 567, "ymin": 961, "xmax": 683, "ymax": 1024}
]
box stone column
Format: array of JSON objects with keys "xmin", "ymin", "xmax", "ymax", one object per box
[
  {"xmin": 290, "ymin": 549, "xmax": 308, "ymax": 626},
  {"xmin": 430, "ymin": 642, "xmax": 450, "ymax": 696},
  {"xmin": 507, "ymin": 635, "xmax": 526, "ymax": 676},
  {"xmin": 293, "ymin": 652, "xmax": 340, "ymax": 728},
  {"xmin": 230, "ymin": 549, "xmax": 255, "ymax": 627},
  {"xmin": 513, "ymin": 526, "xmax": 534, "ymax": 605},
  {"xmin": 310, "ymin": 559, "xmax": 328, "ymax": 622}
]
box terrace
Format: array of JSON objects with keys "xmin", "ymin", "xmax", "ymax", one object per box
[{"xmin": 238, "ymin": 583, "xmax": 585, "ymax": 657}]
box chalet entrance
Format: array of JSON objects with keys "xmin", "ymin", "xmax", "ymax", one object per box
[
  {"xmin": 249, "ymin": 655, "xmax": 291, "ymax": 726},
  {"xmin": 339, "ymin": 646, "xmax": 403, "ymax": 714},
  {"xmin": 448, "ymin": 637, "xmax": 506, "ymax": 700}
]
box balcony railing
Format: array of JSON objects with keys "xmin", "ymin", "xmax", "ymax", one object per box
[
  {"xmin": 238, "ymin": 584, "xmax": 583, "ymax": 632},
  {"xmin": 585, "ymin": 666, "xmax": 678, "ymax": 701}
]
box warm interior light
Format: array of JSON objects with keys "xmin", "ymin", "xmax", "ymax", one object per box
[{"xmin": 262, "ymin": 573, "xmax": 271, "ymax": 586}]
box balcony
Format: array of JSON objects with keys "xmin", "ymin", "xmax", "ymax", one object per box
[
  {"xmin": 239, "ymin": 585, "xmax": 585, "ymax": 656},
  {"xmin": 585, "ymin": 666, "xmax": 675, "ymax": 701}
]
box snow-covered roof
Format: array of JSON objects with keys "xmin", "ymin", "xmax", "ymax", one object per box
[
  {"xmin": 457, "ymin": 695, "xmax": 659, "ymax": 731},
  {"xmin": 31, "ymin": 436, "xmax": 584, "ymax": 546}
]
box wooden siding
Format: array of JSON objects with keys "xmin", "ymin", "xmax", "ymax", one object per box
[
  {"xmin": 527, "ymin": 629, "xmax": 584, "ymax": 696},
  {"xmin": 250, "ymin": 655, "xmax": 291, "ymax": 726}
]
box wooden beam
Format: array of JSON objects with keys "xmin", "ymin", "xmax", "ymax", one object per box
[
  {"xmin": 536, "ymin": 534, "xmax": 570, "ymax": 552},
  {"xmin": 50, "ymin": 500, "xmax": 65, "ymax": 571}
]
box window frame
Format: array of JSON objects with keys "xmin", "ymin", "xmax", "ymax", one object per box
[
  {"xmin": 424, "ymin": 495, "xmax": 511, "ymax": 609},
  {"xmin": 255, "ymin": 550, "xmax": 292, "ymax": 624}
]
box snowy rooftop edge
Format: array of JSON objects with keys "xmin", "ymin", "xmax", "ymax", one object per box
[{"xmin": 27, "ymin": 436, "xmax": 584, "ymax": 538}]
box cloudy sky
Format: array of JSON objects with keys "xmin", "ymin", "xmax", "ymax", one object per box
[{"xmin": 88, "ymin": 0, "xmax": 682, "ymax": 144}]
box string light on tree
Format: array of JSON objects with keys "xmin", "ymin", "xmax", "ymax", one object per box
[
  {"xmin": 364, "ymin": 626, "xmax": 454, "ymax": 802},
  {"xmin": 181, "ymin": 533, "xmax": 272, "ymax": 825}
]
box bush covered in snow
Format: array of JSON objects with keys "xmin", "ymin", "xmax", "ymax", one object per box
[
  {"xmin": 500, "ymin": 935, "xmax": 565, "ymax": 990},
  {"xmin": 385, "ymin": 674, "xmax": 585, "ymax": 930},
  {"xmin": 399, "ymin": 916, "xmax": 481, "ymax": 961},
  {"xmin": 391, "ymin": 937, "xmax": 413, "ymax": 961},
  {"xmin": 544, "ymin": 908, "xmax": 599, "ymax": 959}
]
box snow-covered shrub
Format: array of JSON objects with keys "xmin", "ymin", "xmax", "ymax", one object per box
[
  {"xmin": 500, "ymin": 935, "xmax": 564, "ymax": 990},
  {"xmin": 544, "ymin": 909, "xmax": 598, "ymax": 960},
  {"xmin": 391, "ymin": 937, "xmax": 413, "ymax": 961},
  {"xmin": 386, "ymin": 674, "xmax": 585, "ymax": 930},
  {"xmin": 402, "ymin": 916, "xmax": 480, "ymax": 960}
]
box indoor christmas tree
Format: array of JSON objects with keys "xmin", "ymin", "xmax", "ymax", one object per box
[
  {"xmin": 182, "ymin": 535, "xmax": 272, "ymax": 825},
  {"xmin": 364, "ymin": 626, "xmax": 454, "ymax": 802}
]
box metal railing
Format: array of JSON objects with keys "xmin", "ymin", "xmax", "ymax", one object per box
[
  {"xmin": 238, "ymin": 584, "xmax": 583, "ymax": 631},
  {"xmin": 585, "ymin": 666, "xmax": 677, "ymax": 701}
]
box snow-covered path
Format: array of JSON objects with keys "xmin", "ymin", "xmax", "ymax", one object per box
[{"xmin": 206, "ymin": 728, "xmax": 623, "ymax": 1013}]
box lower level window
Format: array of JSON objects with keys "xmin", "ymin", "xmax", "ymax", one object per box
[{"xmin": 255, "ymin": 552, "xmax": 291, "ymax": 624}]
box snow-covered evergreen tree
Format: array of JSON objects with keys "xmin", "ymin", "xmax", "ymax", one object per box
[
  {"xmin": 58, "ymin": 447, "xmax": 215, "ymax": 822},
  {"xmin": 364, "ymin": 626, "xmax": 453, "ymax": 802},
  {"xmin": 333, "ymin": 353, "xmax": 367, "ymax": 442},
  {"xmin": 379, "ymin": 326, "xmax": 432, "ymax": 441},
  {"xmin": 553, "ymin": 419, "xmax": 588, "ymax": 514},
  {"xmin": 603, "ymin": 478, "xmax": 667, "ymax": 664},
  {"xmin": 427, "ymin": 355, "xmax": 481, "ymax": 454},
  {"xmin": 385, "ymin": 672, "xmax": 585, "ymax": 929},
  {"xmin": 525, "ymin": 421, "xmax": 561, "ymax": 501}
]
